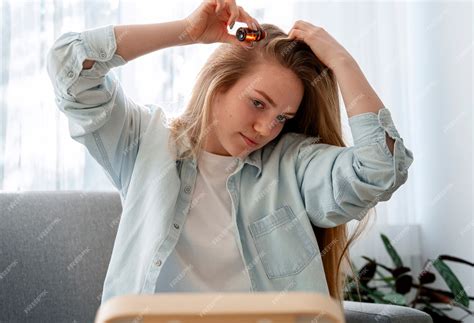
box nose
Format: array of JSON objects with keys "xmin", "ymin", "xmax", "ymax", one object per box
[{"xmin": 253, "ymin": 115, "xmax": 278, "ymax": 138}]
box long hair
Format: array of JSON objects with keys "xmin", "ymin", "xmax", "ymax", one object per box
[{"xmin": 166, "ymin": 23, "xmax": 373, "ymax": 305}]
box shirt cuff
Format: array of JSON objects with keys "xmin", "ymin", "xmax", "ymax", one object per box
[
  {"xmin": 349, "ymin": 107, "xmax": 414, "ymax": 179},
  {"xmin": 59, "ymin": 24, "xmax": 127, "ymax": 91},
  {"xmin": 348, "ymin": 107, "xmax": 401, "ymax": 147}
]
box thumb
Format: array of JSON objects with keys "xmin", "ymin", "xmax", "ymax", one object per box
[{"xmin": 222, "ymin": 32, "xmax": 240, "ymax": 45}]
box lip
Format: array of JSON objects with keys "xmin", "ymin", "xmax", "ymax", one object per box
[{"xmin": 240, "ymin": 133, "xmax": 258, "ymax": 147}]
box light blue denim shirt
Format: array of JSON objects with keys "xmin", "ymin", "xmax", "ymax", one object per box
[{"xmin": 46, "ymin": 25, "xmax": 414, "ymax": 305}]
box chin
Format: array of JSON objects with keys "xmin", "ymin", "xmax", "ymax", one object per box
[
  {"xmin": 235, "ymin": 146, "xmax": 254, "ymax": 158},
  {"xmin": 223, "ymin": 134, "xmax": 254, "ymax": 158},
  {"xmin": 221, "ymin": 145, "xmax": 243, "ymax": 159}
]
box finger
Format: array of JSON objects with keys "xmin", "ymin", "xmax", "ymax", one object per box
[
  {"xmin": 294, "ymin": 20, "xmax": 320, "ymax": 33},
  {"xmin": 225, "ymin": 0, "xmax": 239, "ymax": 28},
  {"xmin": 294, "ymin": 20, "xmax": 309, "ymax": 29},
  {"xmin": 235, "ymin": 6, "xmax": 258, "ymax": 30},
  {"xmin": 288, "ymin": 28, "xmax": 294, "ymax": 39},
  {"xmin": 223, "ymin": 32, "xmax": 242, "ymax": 46},
  {"xmin": 299, "ymin": 20, "xmax": 317, "ymax": 29},
  {"xmin": 215, "ymin": 0, "xmax": 225, "ymax": 14},
  {"xmin": 288, "ymin": 28, "xmax": 304, "ymax": 41},
  {"xmin": 238, "ymin": 6, "xmax": 263, "ymax": 30}
]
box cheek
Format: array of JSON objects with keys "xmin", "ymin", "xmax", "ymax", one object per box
[
  {"xmin": 227, "ymin": 103, "xmax": 251, "ymax": 125},
  {"xmin": 267, "ymin": 119, "xmax": 284, "ymax": 134},
  {"xmin": 214, "ymin": 104, "xmax": 235, "ymax": 125},
  {"xmin": 213, "ymin": 107, "xmax": 241, "ymax": 136}
]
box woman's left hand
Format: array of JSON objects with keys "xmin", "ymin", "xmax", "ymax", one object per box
[{"xmin": 288, "ymin": 20, "xmax": 354, "ymax": 70}]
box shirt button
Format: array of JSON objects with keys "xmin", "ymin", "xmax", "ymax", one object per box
[
  {"xmin": 67, "ymin": 71, "xmax": 74, "ymax": 78},
  {"xmin": 99, "ymin": 50, "xmax": 107, "ymax": 59},
  {"xmin": 173, "ymin": 223, "xmax": 179, "ymax": 229},
  {"xmin": 155, "ymin": 259, "xmax": 162, "ymax": 266},
  {"xmin": 184, "ymin": 186, "xmax": 191, "ymax": 194}
]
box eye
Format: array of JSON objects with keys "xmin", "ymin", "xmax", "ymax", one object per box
[
  {"xmin": 251, "ymin": 99, "xmax": 289, "ymax": 124},
  {"xmin": 252, "ymin": 99, "xmax": 264, "ymax": 109},
  {"xmin": 276, "ymin": 115, "xmax": 288, "ymax": 124}
]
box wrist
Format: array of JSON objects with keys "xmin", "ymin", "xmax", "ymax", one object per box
[
  {"xmin": 177, "ymin": 18, "xmax": 199, "ymax": 45},
  {"xmin": 330, "ymin": 54, "xmax": 358, "ymax": 75}
]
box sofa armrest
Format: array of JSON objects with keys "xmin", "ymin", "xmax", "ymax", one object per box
[{"xmin": 343, "ymin": 301, "xmax": 433, "ymax": 323}]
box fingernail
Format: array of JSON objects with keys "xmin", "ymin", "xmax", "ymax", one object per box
[{"xmin": 252, "ymin": 23, "xmax": 257, "ymax": 30}]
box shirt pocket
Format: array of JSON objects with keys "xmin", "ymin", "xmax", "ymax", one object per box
[{"xmin": 248, "ymin": 205, "xmax": 317, "ymax": 279}]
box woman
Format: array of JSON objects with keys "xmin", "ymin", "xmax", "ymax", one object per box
[{"xmin": 46, "ymin": 0, "xmax": 413, "ymax": 308}]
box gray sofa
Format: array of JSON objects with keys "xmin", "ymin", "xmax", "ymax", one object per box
[{"xmin": 0, "ymin": 191, "xmax": 433, "ymax": 322}]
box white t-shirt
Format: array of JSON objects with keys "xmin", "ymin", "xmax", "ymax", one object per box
[{"xmin": 155, "ymin": 150, "xmax": 252, "ymax": 293}]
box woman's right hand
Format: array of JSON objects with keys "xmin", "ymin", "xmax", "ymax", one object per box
[{"xmin": 183, "ymin": 0, "xmax": 261, "ymax": 46}]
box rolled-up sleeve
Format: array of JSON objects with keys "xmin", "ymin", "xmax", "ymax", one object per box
[
  {"xmin": 46, "ymin": 25, "xmax": 153, "ymax": 197},
  {"xmin": 296, "ymin": 107, "xmax": 414, "ymax": 228}
]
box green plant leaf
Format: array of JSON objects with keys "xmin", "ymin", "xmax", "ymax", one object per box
[
  {"xmin": 373, "ymin": 277, "xmax": 396, "ymax": 281},
  {"xmin": 382, "ymin": 292, "xmax": 407, "ymax": 306},
  {"xmin": 361, "ymin": 256, "xmax": 374, "ymax": 263},
  {"xmin": 380, "ymin": 233, "xmax": 403, "ymax": 268},
  {"xmin": 376, "ymin": 269, "xmax": 395, "ymax": 289},
  {"xmin": 359, "ymin": 285, "xmax": 388, "ymax": 304},
  {"xmin": 439, "ymin": 255, "xmax": 474, "ymax": 267},
  {"xmin": 432, "ymin": 258, "xmax": 470, "ymax": 307}
]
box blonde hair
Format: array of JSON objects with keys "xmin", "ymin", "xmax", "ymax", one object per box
[{"xmin": 166, "ymin": 23, "xmax": 372, "ymax": 305}]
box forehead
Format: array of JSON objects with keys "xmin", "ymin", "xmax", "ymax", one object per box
[{"xmin": 237, "ymin": 63, "xmax": 304, "ymax": 106}]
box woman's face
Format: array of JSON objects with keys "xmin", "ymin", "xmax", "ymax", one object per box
[{"xmin": 205, "ymin": 62, "xmax": 304, "ymax": 157}]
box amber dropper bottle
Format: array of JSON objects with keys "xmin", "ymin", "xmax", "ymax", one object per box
[{"xmin": 235, "ymin": 27, "xmax": 266, "ymax": 42}]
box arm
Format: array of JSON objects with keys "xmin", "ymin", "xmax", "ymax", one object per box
[
  {"xmin": 287, "ymin": 21, "xmax": 396, "ymax": 154},
  {"xmin": 83, "ymin": 20, "xmax": 192, "ymax": 69},
  {"xmin": 333, "ymin": 58, "xmax": 395, "ymax": 155},
  {"xmin": 295, "ymin": 108, "xmax": 414, "ymax": 228},
  {"xmin": 82, "ymin": 0, "xmax": 263, "ymax": 70},
  {"xmin": 46, "ymin": 22, "xmax": 189, "ymax": 197},
  {"xmin": 293, "ymin": 62, "xmax": 413, "ymax": 227},
  {"xmin": 48, "ymin": 2, "xmax": 261, "ymax": 197},
  {"xmin": 285, "ymin": 21, "xmax": 413, "ymax": 227}
]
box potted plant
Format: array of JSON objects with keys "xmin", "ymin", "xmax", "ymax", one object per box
[{"xmin": 344, "ymin": 233, "xmax": 473, "ymax": 322}]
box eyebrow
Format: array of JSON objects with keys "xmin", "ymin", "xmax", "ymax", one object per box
[{"xmin": 254, "ymin": 89, "xmax": 297, "ymax": 116}]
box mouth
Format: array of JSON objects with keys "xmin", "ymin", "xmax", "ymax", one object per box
[{"xmin": 240, "ymin": 133, "xmax": 258, "ymax": 147}]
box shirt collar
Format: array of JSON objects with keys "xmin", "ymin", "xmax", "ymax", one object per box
[
  {"xmin": 186, "ymin": 148, "xmax": 262, "ymax": 178},
  {"xmin": 242, "ymin": 149, "xmax": 262, "ymax": 177}
]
